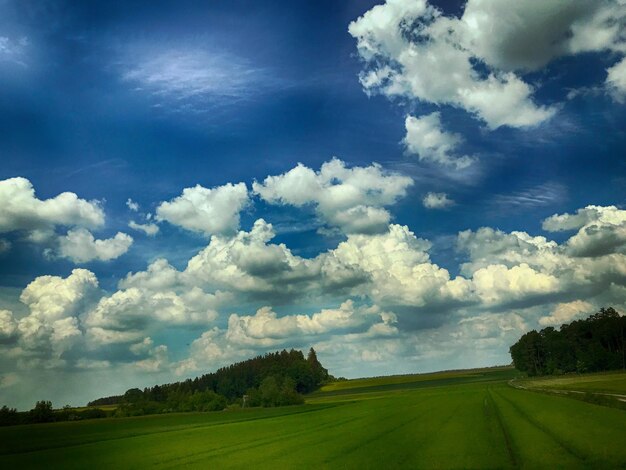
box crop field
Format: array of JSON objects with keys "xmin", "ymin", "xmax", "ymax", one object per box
[
  {"xmin": 516, "ymin": 370, "xmax": 626, "ymax": 395},
  {"xmin": 2, "ymin": 368, "xmax": 626, "ymax": 469}
]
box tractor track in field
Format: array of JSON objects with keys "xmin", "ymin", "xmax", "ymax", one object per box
[
  {"xmin": 155, "ymin": 412, "xmax": 369, "ymax": 468},
  {"xmin": 0, "ymin": 405, "xmax": 341, "ymax": 457},
  {"xmin": 492, "ymin": 389, "xmax": 587, "ymax": 464},
  {"xmin": 320, "ymin": 394, "xmax": 442, "ymax": 466},
  {"xmin": 486, "ymin": 389, "xmax": 517, "ymax": 468}
]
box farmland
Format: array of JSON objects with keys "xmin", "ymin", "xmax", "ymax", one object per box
[{"xmin": 2, "ymin": 368, "xmax": 626, "ymax": 469}]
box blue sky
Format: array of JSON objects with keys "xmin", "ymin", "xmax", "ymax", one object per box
[{"xmin": 1, "ymin": 0, "xmax": 625, "ymax": 409}]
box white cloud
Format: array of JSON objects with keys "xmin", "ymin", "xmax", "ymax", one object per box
[
  {"xmin": 16, "ymin": 269, "xmax": 99, "ymax": 355},
  {"xmin": 120, "ymin": 258, "xmax": 184, "ymax": 291},
  {"xmin": 330, "ymin": 224, "xmax": 472, "ymax": 309},
  {"xmin": 543, "ymin": 205, "xmax": 626, "ymax": 232},
  {"xmin": 84, "ymin": 285, "xmax": 220, "ymax": 345},
  {"xmin": 226, "ymin": 300, "xmax": 387, "ymax": 346},
  {"xmin": 460, "ymin": 1, "xmax": 625, "ymax": 71},
  {"xmin": 423, "ymin": 192, "xmax": 454, "ymax": 209},
  {"xmin": 457, "ymin": 227, "xmax": 558, "ymax": 275},
  {"xmin": 185, "ymin": 218, "xmax": 321, "ymax": 298},
  {"xmin": 156, "ymin": 182, "xmax": 249, "ymax": 236},
  {"xmin": 348, "ymin": 0, "xmax": 558, "ymax": 129},
  {"xmin": 454, "ymin": 313, "xmax": 528, "ymax": 352},
  {"xmin": 58, "ymin": 228, "xmax": 133, "ymax": 263},
  {"xmin": 174, "ymin": 327, "xmax": 252, "ymax": 376},
  {"xmin": 607, "ymin": 57, "xmax": 626, "ymax": 102},
  {"xmin": 457, "ymin": 206, "xmax": 626, "ymax": 311},
  {"xmin": 184, "ymin": 217, "xmax": 471, "ymax": 313},
  {"xmin": 20, "ymin": 269, "xmax": 99, "ymax": 322},
  {"xmin": 0, "ymin": 309, "xmax": 17, "ymax": 342},
  {"xmin": 253, "ymin": 159, "xmax": 413, "ymax": 234},
  {"xmin": 0, "ymin": 177, "xmax": 104, "ymax": 235},
  {"xmin": 471, "ymin": 263, "xmax": 560, "ymax": 305},
  {"xmin": 404, "ymin": 113, "xmax": 475, "ymax": 169},
  {"xmin": 128, "ymin": 221, "xmax": 159, "ymax": 236},
  {"xmin": 543, "ymin": 205, "xmax": 626, "ymax": 258},
  {"xmin": 133, "ymin": 344, "xmax": 169, "ymax": 372},
  {"xmin": 126, "ymin": 199, "xmax": 139, "ymax": 211},
  {"xmin": 350, "ymin": 0, "xmax": 626, "ymax": 133},
  {"xmin": 538, "ymin": 300, "xmax": 594, "ymax": 327}
]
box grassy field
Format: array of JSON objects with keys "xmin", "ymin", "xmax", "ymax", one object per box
[
  {"xmin": 2, "ymin": 368, "xmax": 626, "ymax": 469},
  {"xmin": 516, "ymin": 370, "xmax": 626, "ymax": 395}
]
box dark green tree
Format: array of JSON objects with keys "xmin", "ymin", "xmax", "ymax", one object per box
[{"xmin": 30, "ymin": 400, "xmax": 54, "ymax": 423}]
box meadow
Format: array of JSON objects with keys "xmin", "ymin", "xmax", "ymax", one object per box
[{"xmin": 2, "ymin": 367, "xmax": 626, "ymax": 469}]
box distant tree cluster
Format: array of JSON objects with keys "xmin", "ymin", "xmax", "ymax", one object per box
[
  {"xmin": 87, "ymin": 395, "xmax": 123, "ymax": 407},
  {"xmin": 510, "ymin": 307, "xmax": 626, "ymax": 376},
  {"xmin": 0, "ymin": 401, "xmax": 113, "ymax": 427},
  {"xmin": 113, "ymin": 348, "xmax": 328, "ymax": 416},
  {"xmin": 1, "ymin": 348, "xmax": 330, "ymax": 426}
]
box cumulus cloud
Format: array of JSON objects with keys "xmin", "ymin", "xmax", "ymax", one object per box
[
  {"xmin": 84, "ymin": 285, "xmax": 221, "ymax": 345},
  {"xmin": 538, "ymin": 300, "xmax": 594, "ymax": 327},
  {"xmin": 17, "ymin": 269, "xmax": 99, "ymax": 355},
  {"xmin": 253, "ymin": 159, "xmax": 413, "ymax": 234},
  {"xmin": 458, "ymin": 205, "xmax": 626, "ymax": 311},
  {"xmin": 457, "ymin": 227, "xmax": 558, "ymax": 275},
  {"xmin": 185, "ymin": 219, "xmax": 321, "ymax": 299},
  {"xmin": 226, "ymin": 300, "xmax": 389, "ymax": 347},
  {"xmin": 460, "ymin": 1, "xmax": 625, "ymax": 71},
  {"xmin": 0, "ymin": 177, "xmax": 104, "ymax": 235},
  {"xmin": 128, "ymin": 221, "xmax": 159, "ymax": 236},
  {"xmin": 183, "ymin": 216, "xmax": 470, "ymax": 313},
  {"xmin": 348, "ymin": 0, "xmax": 559, "ymax": 129},
  {"xmin": 453, "ymin": 313, "xmax": 528, "ymax": 352},
  {"xmin": 543, "ymin": 205, "xmax": 626, "ymax": 231},
  {"xmin": 133, "ymin": 344, "xmax": 169, "ymax": 372},
  {"xmin": 58, "ymin": 229, "xmax": 133, "ymax": 263},
  {"xmin": 156, "ymin": 182, "xmax": 249, "ymax": 236},
  {"xmin": 174, "ymin": 327, "xmax": 251, "ymax": 376},
  {"xmin": 607, "ymin": 57, "xmax": 626, "ymax": 102},
  {"xmin": 404, "ymin": 113, "xmax": 475, "ymax": 169},
  {"xmin": 126, "ymin": 199, "xmax": 139, "ymax": 212},
  {"xmin": 350, "ymin": 0, "xmax": 626, "ymax": 137},
  {"xmin": 543, "ymin": 205, "xmax": 626, "ymax": 257},
  {"xmin": 471, "ymin": 263, "xmax": 560, "ymax": 306},
  {"xmin": 422, "ymin": 192, "xmax": 454, "ymax": 209},
  {"xmin": 330, "ymin": 225, "xmax": 471, "ymax": 309},
  {"xmin": 0, "ymin": 310, "xmax": 17, "ymax": 343},
  {"xmin": 5, "ymin": 192, "xmax": 626, "ymax": 389}
]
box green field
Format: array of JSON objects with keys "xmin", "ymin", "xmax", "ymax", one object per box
[
  {"xmin": 3, "ymin": 368, "xmax": 626, "ymax": 469},
  {"xmin": 516, "ymin": 370, "xmax": 626, "ymax": 395}
]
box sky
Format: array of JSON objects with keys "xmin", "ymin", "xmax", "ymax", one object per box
[{"xmin": 0, "ymin": 0, "xmax": 625, "ymax": 410}]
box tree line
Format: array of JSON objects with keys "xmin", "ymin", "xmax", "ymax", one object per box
[
  {"xmin": 0, "ymin": 401, "xmax": 113, "ymax": 426},
  {"xmin": 0, "ymin": 347, "xmax": 330, "ymax": 426},
  {"xmin": 510, "ymin": 307, "xmax": 626, "ymax": 376},
  {"xmin": 108, "ymin": 347, "xmax": 329, "ymax": 416}
]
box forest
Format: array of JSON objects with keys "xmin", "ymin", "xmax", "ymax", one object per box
[
  {"xmin": 510, "ymin": 307, "xmax": 626, "ymax": 376},
  {"xmin": 0, "ymin": 347, "xmax": 330, "ymax": 426}
]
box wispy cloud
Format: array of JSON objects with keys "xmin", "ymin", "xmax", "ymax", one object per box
[
  {"xmin": 119, "ymin": 46, "xmax": 276, "ymax": 111},
  {"xmin": 491, "ymin": 182, "xmax": 567, "ymax": 212},
  {"xmin": 0, "ymin": 36, "xmax": 28, "ymax": 67}
]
